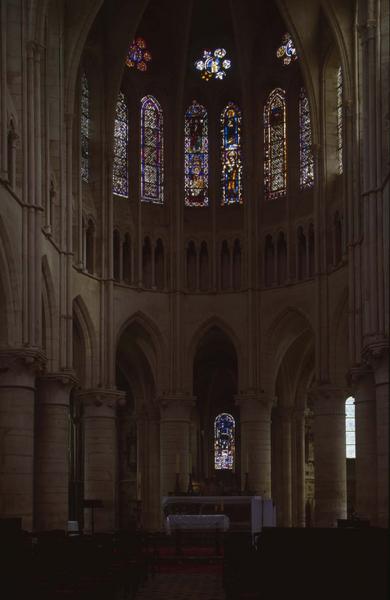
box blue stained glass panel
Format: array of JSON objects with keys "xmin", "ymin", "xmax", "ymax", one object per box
[
  {"xmin": 214, "ymin": 413, "xmax": 235, "ymax": 470},
  {"xmin": 221, "ymin": 102, "xmax": 243, "ymax": 205},
  {"xmin": 185, "ymin": 101, "xmax": 208, "ymax": 207}
]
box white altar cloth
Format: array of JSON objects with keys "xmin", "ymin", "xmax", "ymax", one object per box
[{"xmin": 165, "ymin": 514, "xmax": 230, "ymax": 534}]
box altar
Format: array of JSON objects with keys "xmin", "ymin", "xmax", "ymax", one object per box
[
  {"xmin": 162, "ymin": 496, "xmax": 276, "ymax": 538},
  {"xmin": 166, "ymin": 514, "xmax": 230, "ymax": 534}
]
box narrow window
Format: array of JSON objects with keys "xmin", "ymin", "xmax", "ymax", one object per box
[
  {"xmin": 185, "ymin": 101, "xmax": 208, "ymax": 207},
  {"xmin": 299, "ymin": 88, "xmax": 314, "ymax": 189},
  {"xmin": 264, "ymin": 88, "xmax": 287, "ymax": 199},
  {"xmin": 113, "ymin": 92, "xmax": 128, "ymax": 197},
  {"xmin": 337, "ymin": 67, "xmax": 343, "ymax": 175},
  {"xmin": 221, "ymin": 102, "xmax": 243, "ymax": 205},
  {"xmin": 140, "ymin": 96, "xmax": 163, "ymax": 204},
  {"xmin": 214, "ymin": 413, "xmax": 235, "ymax": 470},
  {"xmin": 345, "ymin": 397, "xmax": 355, "ymax": 459},
  {"xmin": 81, "ymin": 72, "xmax": 89, "ymax": 182}
]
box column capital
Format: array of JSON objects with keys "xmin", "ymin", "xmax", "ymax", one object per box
[
  {"xmin": 158, "ymin": 392, "xmax": 195, "ymax": 420},
  {"xmin": 235, "ymin": 390, "xmax": 276, "ymax": 410},
  {"xmin": 308, "ymin": 383, "xmax": 349, "ymax": 415},
  {"xmin": 0, "ymin": 347, "xmax": 46, "ymax": 386},
  {"xmin": 37, "ymin": 371, "xmax": 78, "ymax": 406},
  {"xmin": 78, "ymin": 388, "xmax": 126, "ymax": 414},
  {"xmin": 346, "ymin": 364, "xmax": 373, "ymax": 388}
]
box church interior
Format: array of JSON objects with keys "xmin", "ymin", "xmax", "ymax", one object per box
[{"xmin": 0, "ymin": 0, "xmax": 389, "ymax": 598}]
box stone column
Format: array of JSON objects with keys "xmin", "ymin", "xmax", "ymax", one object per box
[
  {"xmin": 278, "ymin": 407, "xmax": 292, "ymax": 526},
  {"xmin": 35, "ymin": 373, "xmax": 76, "ymax": 531},
  {"xmin": 0, "ymin": 350, "xmax": 44, "ymax": 530},
  {"xmin": 349, "ymin": 366, "xmax": 377, "ymax": 523},
  {"xmin": 294, "ymin": 408, "xmax": 306, "ymax": 527},
  {"xmin": 364, "ymin": 342, "xmax": 389, "ymax": 527},
  {"xmin": 159, "ymin": 396, "xmax": 194, "ymax": 497},
  {"xmin": 79, "ymin": 389, "xmax": 125, "ymax": 533},
  {"xmin": 236, "ymin": 393, "xmax": 273, "ymax": 497},
  {"xmin": 311, "ymin": 385, "xmax": 347, "ymax": 527}
]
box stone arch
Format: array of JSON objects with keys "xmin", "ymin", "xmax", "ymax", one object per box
[
  {"xmin": 41, "ymin": 255, "xmax": 59, "ymax": 371},
  {"xmin": 0, "ymin": 215, "xmax": 21, "ymax": 347},
  {"xmin": 72, "ymin": 295, "xmax": 98, "ymax": 388},
  {"xmin": 116, "ymin": 311, "xmax": 168, "ymax": 394},
  {"xmin": 262, "ymin": 307, "xmax": 314, "ymax": 396},
  {"xmin": 186, "ymin": 316, "xmax": 244, "ymax": 392}
]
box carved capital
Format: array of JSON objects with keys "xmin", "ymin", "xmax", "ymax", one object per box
[
  {"xmin": 78, "ymin": 388, "xmax": 125, "ymax": 416},
  {"xmin": 235, "ymin": 389, "xmax": 276, "ymax": 410},
  {"xmin": 0, "ymin": 347, "xmax": 46, "ymax": 387},
  {"xmin": 159, "ymin": 392, "xmax": 195, "ymax": 420},
  {"xmin": 346, "ymin": 364, "xmax": 373, "ymax": 389},
  {"xmin": 363, "ymin": 338, "xmax": 389, "ymax": 386},
  {"xmin": 308, "ymin": 382, "xmax": 349, "ymax": 416}
]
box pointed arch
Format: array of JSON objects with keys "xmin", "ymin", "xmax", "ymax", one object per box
[
  {"xmin": 116, "ymin": 311, "xmax": 168, "ymax": 392},
  {"xmin": 140, "ymin": 95, "xmax": 164, "ymax": 204},
  {"xmin": 263, "ymin": 307, "xmax": 314, "ymax": 395},
  {"xmin": 0, "ymin": 215, "xmax": 21, "ymax": 346},
  {"xmin": 41, "ymin": 255, "xmax": 59, "ymax": 371},
  {"xmin": 187, "ymin": 316, "xmax": 243, "ymax": 391},
  {"xmin": 72, "ymin": 295, "xmax": 98, "ymax": 388}
]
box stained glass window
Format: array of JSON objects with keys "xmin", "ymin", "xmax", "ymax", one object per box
[
  {"xmin": 214, "ymin": 413, "xmax": 235, "ymax": 470},
  {"xmin": 337, "ymin": 66, "xmax": 343, "ymax": 174},
  {"xmin": 140, "ymin": 95, "xmax": 163, "ymax": 204},
  {"xmin": 264, "ymin": 88, "xmax": 287, "ymax": 199},
  {"xmin": 299, "ymin": 88, "xmax": 314, "ymax": 189},
  {"xmin": 126, "ymin": 37, "xmax": 152, "ymax": 71},
  {"xmin": 276, "ymin": 33, "xmax": 298, "ymax": 65},
  {"xmin": 185, "ymin": 101, "xmax": 208, "ymax": 207},
  {"xmin": 221, "ymin": 102, "xmax": 242, "ymax": 205},
  {"xmin": 81, "ymin": 72, "xmax": 89, "ymax": 182},
  {"xmin": 195, "ymin": 48, "xmax": 231, "ymax": 81},
  {"xmin": 113, "ymin": 92, "xmax": 128, "ymax": 197},
  {"xmin": 345, "ymin": 397, "xmax": 355, "ymax": 458}
]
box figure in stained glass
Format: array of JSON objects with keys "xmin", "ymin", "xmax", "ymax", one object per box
[
  {"xmin": 141, "ymin": 95, "xmax": 163, "ymax": 204},
  {"xmin": 185, "ymin": 101, "xmax": 208, "ymax": 207},
  {"xmin": 276, "ymin": 33, "xmax": 298, "ymax": 65},
  {"xmin": 221, "ymin": 102, "xmax": 242, "ymax": 205},
  {"xmin": 264, "ymin": 88, "xmax": 287, "ymax": 199},
  {"xmin": 214, "ymin": 413, "xmax": 235, "ymax": 470},
  {"xmin": 195, "ymin": 48, "xmax": 231, "ymax": 81}
]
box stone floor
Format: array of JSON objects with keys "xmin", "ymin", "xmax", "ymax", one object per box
[{"xmin": 134, "ymin": 573, "xmax": 225, "ymax": 599}]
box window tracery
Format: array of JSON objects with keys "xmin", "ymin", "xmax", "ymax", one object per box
[
  {"xmin": 81, "ymin": 72, "xmax": 89, "ymax": 182},
  {"xmin": 337, "ymin": 66, "xmax": 343, "ymax": 174},
  {"xmin": 113, "ymin": 92, "xmax": 128, "ymax": 197},
  {"xmin": 299, "ymin": 88, "xmax": 314, "ymax": 189},
  {"xmin": 141, "ymin": 96, "xmax": 164, "ymax": 204},
  {"xmin": 264, "ymin": 88, "xmax": 287, "ymax": 199}
]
